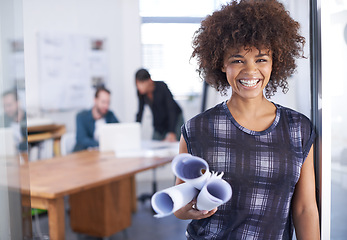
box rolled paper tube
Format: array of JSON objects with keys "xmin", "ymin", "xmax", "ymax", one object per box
[
  {"xmin": 196, "ymin": 178, "xmax": 232, "ymax": 211},
  {"xmin": 151, "ymin": 182, "xmax": 199, "ymax": 218},
  {"xmin": 171, "ymin": 153, "xmax": 211, "ymax": 190}
]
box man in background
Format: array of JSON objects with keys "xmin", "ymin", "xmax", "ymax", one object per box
[
  {"xmin": 73, "ymin": 87, "xmax": 119, "ymax": 151},
  {"xmin": 2, "ymin": 89, "xmax": 27, "ymax": 151},
  {"xmin": 135, "ymin": 68, "xmax": 183, "ymax": 142}
]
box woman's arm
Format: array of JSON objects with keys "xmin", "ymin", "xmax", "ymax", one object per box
[
  {"xmin": 174, "ymin": 135, "xmax": 189, "ymax": 186},
  {"xmin": 173, "ymin": 135, "xmax": 217, "ymax": 220},
  {"xmin": 292, "ymin": 146, "xmax": 320, "ymax": 240},
  {"xmin": 135, "ymin": 95, "xmax": 145, "ymax": 123}
]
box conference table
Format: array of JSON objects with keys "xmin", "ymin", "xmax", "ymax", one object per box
[{"xmin": 25, "ymin": 148, "xmax": 176, "ymax": 240}]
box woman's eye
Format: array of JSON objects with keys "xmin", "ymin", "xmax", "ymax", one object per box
[
  {"xmin": 231, "ymin": 60, "xmax": 242, "ymax": 64},
  {"xmin": 257, "ymin": 59, "xmax": 267, "ymax": 62}
]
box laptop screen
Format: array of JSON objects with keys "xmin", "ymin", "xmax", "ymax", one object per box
[{"xmin": 99, "ymin": 122, "xmax": 141, "ymax": 153}]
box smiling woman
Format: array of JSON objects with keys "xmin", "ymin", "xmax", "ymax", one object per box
[
  {"xmin": 173, "ymin": 1, "xmax": 320, "ymax": 239},
  {"xmin": 221, "ymin": 47, "xmax": 273, "ymax": 100},
  {"xmin": 191, "ymin": 1, "xmax": 305, "ymax": 98}
]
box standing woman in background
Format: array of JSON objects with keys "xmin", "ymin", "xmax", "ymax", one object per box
[
  {"xmin": 135, "ymin": 68, "xmax": 183, "ymax": 142},
  {"xmin": 174, "ymin": 0, "xmax": 320, "ymax": 239}
]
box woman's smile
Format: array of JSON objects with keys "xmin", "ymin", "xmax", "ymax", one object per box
[
  {"xmin": 238, "ymin": 79, "xmax": 261, "ymax": 88},
  {"xmin": 222, "ymin": 46, "xmax": 272, "ymax": 100}
]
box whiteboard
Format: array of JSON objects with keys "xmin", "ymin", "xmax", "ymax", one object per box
[{"xmin": 37, "ymin": 32, "xmax": 109, "ymax": 111}]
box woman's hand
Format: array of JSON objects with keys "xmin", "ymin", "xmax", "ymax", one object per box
[
  {"xmin": 174, "ymin": 199, "xmax": 217, "ymax": 220},
  {"xmin": 164, "ymin": 132, "xmax": 177, "ymax": 142},
  {"xmin": 174, "ymin": 136, "xmax": 217, "ymax": 220}
]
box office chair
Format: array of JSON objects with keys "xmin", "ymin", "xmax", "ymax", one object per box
[{"xmin": 60, "ymin": 132, "xmax": 76, "ymax": 156}]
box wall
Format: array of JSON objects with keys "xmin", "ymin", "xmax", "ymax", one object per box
[{"xmin": 23, "ymin": 0, "xmax": 142, "ymax": 133}]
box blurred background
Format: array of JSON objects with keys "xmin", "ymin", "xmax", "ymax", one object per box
[{"xmin": 0, "ymin": 0, "xmax": 346, "ymax": 239}]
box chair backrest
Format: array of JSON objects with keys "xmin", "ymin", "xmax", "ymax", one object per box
[{"xmin": 60, "ymin": 132, "xmax": 76, "ymax": 156}]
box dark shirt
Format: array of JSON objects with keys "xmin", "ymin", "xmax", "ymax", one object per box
[
  {"xmin": 73, "ymin": 109, "xmax": 119, "ymax": 152},
  {"xmin": 136, "ymin": 81, "xmax": 182, "ymax": 135},
  {"xmin": 3, "ymin": 112, "xmax": 28, "ymax": 151}
]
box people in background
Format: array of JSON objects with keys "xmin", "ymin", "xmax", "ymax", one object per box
[
  {"xmin": 2, "ymin": 89, "xmax": 27, "ymax": 151},
  {"xmin": 174, "ymin": 0, "xmax": 320, "ymax": 239},
  {"xmin": 135, "ymin": 68, "xmax": 183, "ymax": 142},
  {"xmin": 73, "ymin": 87, "xmax": 119, "ymax": 151}
]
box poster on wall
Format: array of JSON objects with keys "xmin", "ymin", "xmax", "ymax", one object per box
[
  {"xmin": 9, "ymin": 39, "xmax": 26, "ymax": 104},
  {"xmin": 37, "ymin": 32, "xmax": 109, "ymax": 111}
]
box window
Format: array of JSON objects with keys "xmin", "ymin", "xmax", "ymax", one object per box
[{"xmin": 140, "ymin": 0, "xmax": 229, "ymax": 97}]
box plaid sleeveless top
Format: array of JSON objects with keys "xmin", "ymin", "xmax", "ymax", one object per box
[{"xmin": 182, "ymin": 101, "xmax": 315, "ymax": 240}]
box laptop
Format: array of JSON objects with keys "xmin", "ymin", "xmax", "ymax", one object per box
[{"xmin": 99, "ymin": 122, "xmax": 141, "ymax": 154}]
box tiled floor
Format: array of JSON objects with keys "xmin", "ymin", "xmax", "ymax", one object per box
[{"xmin": 31, "ymin": 179, "xmax": 190, "ymax": 240}]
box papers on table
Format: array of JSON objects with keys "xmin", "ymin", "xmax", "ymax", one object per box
[
  {"xmin": 113, "ymin": 140, "xmax": 179, "ymax": 158},
  {"xmin": 99, "ymin": 122, "xmax": 179, "ymax": 158},
  {"xmin": 26, "ymin": 118, "xmax": 54, "ymax": 127},
  {"xmin": 99, "ymin": 122, "xmax": 141, "ymax": 153}
]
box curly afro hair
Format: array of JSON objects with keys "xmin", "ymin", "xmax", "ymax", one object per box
[{"xmin": 191, "ymin": 0, "xmax": 305, "ymax": 98}]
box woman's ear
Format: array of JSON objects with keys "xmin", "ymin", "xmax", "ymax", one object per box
[{"xmin": 221, "ymin": 65, "xmax": 226, "ymax": 73}]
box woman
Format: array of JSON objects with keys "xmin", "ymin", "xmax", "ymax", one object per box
[{"xmin": 174, "ymin": 0, "xmax": 320, "ymax": 239}]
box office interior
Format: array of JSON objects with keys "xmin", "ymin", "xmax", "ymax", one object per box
[{"xmin": 0, "ymin": 0, "xmax": 346, "ymax": 239}]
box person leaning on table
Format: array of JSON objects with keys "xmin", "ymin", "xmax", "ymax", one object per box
[{"xmin": 135, "ymin": 68, "xmax": 183, "ymax": 142}]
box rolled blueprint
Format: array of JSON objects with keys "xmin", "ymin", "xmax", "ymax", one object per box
[
  {"xmin": 171, "ymin": 153, "xmax": 211, "ymax": 190},
  {"xmin": 196, "ymin": 173, "xmax": 232, "ymax": 211},
  {"xmin": 151, "ymin": 182, "xmax": 199, "ymax": 218}
]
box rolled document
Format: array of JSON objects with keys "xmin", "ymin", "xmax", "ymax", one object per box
[
  {"xmin": 151, "ymin": 182, "xmax": 199, "ymax": 218},
  {"xmin": 171, "ymin": 153, "xmax": 211, "ymax": 190},
  {"xmin": 196, "ymin": 172, "xmax": 232, "ymax": 211}
]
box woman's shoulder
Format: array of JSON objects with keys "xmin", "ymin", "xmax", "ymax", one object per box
[
  {"xmin": 155, "ymin": 81, "xmax": 167, "ymax": 88},
  {"xmin": 182, "ymin": 102, "xmax": 225, "ymax": 139},
  {"xmin": 186, "ymin": 102, "xmax": 225, "ymax": 124},
  {"xmin": 275, "ymin": 103, "xmax": 312, "ymax": 127}
]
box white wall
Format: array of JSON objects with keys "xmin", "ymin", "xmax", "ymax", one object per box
[{"xmin": 23, "ymin": 0, "xmax": 142, "ymax": 132}]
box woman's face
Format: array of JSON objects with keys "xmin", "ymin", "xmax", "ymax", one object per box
[
  {"xmin": 136, "ymin": 79, "xmax": 151, "ymax": 95},
  {"xmin": 222, "ymin": 46, "xmax": 273, "ymax": 100}
]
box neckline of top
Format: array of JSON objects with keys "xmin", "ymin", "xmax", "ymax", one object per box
[{"xmin": 222, "ymin": 101, "xmax": 280, "ymax": 136}]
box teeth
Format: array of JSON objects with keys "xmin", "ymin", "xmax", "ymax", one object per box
[{"xmin": 239, "ymin": 79, "xmax": 259, "ymax": 87}]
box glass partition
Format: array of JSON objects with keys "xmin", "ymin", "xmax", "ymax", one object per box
[
  {"xmin": 318, "ymin": 0, "xmax": 347, "ymax": 238},
  {"xmin": 325, "ymin": 2, "xmax": 347, "ymax": 239},
  {"xmin": 0, "ymin": 0, "xmax": 31, "ymax": 239}
]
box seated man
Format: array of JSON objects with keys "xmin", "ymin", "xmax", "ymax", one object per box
[
  {"xmin": 135, "ymin": 68, "xmax": 183, "ymax": 142},
  {"xmin": 2, "ymin": 89, "xmax": 27, "ymax": 151},
  {"xmin": 73, "ymin": 87, "xmax": 119, "ymax": 151}
]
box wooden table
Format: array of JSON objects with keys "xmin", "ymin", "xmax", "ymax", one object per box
[
  {"xmin": 27, "ymin": 124, "xmax": 66, "ymax": 156},
  {"xmin": 26, "ymin": 150, "xmax": 174, "ymax": 240}
]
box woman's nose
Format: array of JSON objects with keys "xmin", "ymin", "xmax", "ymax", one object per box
[{"xmin": 243, "ymin": 62, "xmax": 257, "ymax": 73}]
